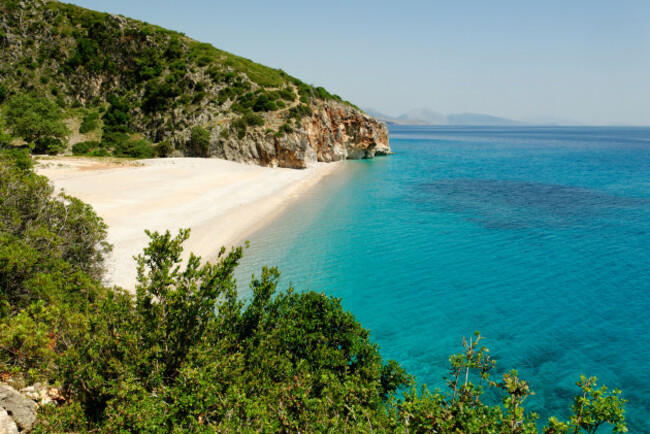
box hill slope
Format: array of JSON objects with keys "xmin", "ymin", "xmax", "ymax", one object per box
[{"xmin": 0, "ymin": 0, "xmax": 390, "ymax": 168}]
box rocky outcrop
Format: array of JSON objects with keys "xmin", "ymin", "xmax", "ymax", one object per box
[
  {"xmin": 211, "ymin": 101, "xmax": 391, "ymax": 169},
  {"xmin": 0, "ymin": 385, "xmax": 36, "ymax": 432},
  {"xmin": 0, "ymin": 407, "xmax": 19, "ymax": 434},
  {"xmin": 305, "ymin": 101, "xmax": 391, "ymax": 162},
  {"xmin": 0, "ymin": 382, "xmax": 63, "ymax": 433}
]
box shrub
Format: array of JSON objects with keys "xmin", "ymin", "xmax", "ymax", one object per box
[
  {"xmin": 89, "ymin": 147, "xmax": 109, "ymax": 157},
  {"xmin": 113, "ymin": 138, "xmax": 155, "ymax": 159},
  {"xmin": 33, "ymin": 137, "xmax": 66, "ymax": 155},
  {"xmin": 275, "ymin": 123, "xmax": 294, "ymax": 138},
  {"xmin": 187, "ymin": 126, "xmax": 210, "ymax": 157},
  {"xmin": 243, "ymin": 112, "xmax": 264, "ymax": 127},
  {"xmin": 4, "ymin": 94, "xmax": 70, "ymax": 153},
  {"xmin": 0, "ymin": 84, "xmax": 8, "ymax": 103},
  {"xmin": 279, "ymin": 87, "xmax": 296, "ymax": 101},
  {"xmin": 252, "ymin": 94, "xmax": 277, "ymax": 112},
  {"xmin": 100, "ymin": 131, "xmax": 129, "ymax": 150},
  {"xmin": 288, "ymin": 104, "xmax": 312, "ymax": 120},
  {"xmin": 79, "ymin": 112, "xmax": 99, "ymax": 134},
  {"xmin": 155, "ymin": 140, "xmax": 173, "ymax": 158},
  {"xmin": 71, "ymin": 140, "xmax": 100, "ymax": 155}
]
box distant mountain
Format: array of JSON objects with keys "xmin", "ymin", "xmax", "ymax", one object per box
[
  {"xmin": 396, "ymin": 108, "xmax": 448, "ymax": 125},
  {"xmin": 446, "ymin": 113, "xmax": 527, "ymax": 126},
  {"xmin": 365, "ymin": 107, "xmax": 591, "ymax": 127},
  {"xmin": 363, "ymin": 108, "xmax": 399, "ymax": 124},
  {"xmin": 364, "ymin": 108, "xmax": 528, "ymax": 126}
]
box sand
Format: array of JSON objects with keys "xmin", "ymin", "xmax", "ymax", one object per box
[{"xmin": 35, "ymin": 157, "xmax": 341, "ymax": 290}]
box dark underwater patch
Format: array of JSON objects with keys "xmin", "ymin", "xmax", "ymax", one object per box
[{"xmin": 413, "ymin": 178, "xmax": 648, "ymax": 229}]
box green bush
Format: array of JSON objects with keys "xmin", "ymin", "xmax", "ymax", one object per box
[
  {"xmin": 33, "ymin": 137, "xmax": 66, "ymax": 155},
  {"xmin": 243, "ymin": 112, "xmax": 264, "ymax": 127},
  {"xmin": 155, "ymin": 140, "xmax": 173, "ymax": 157},
  {"xmin": 252, "ymin": 93, "xmax": 278, "ymax": 112},
  {"xmin": 279, "ymin": 87, "xmax": 296, "ymax": 101},
  {"xmin": 103, "ymin": 94, "xmax": 132, "ymax": 132},
  {"xmin": 89, "ymin": 147, "xmax": 109, "ymax": 157},
  {"xmin": 187, "ymin": 126, "xmax": 210, "ymax": 157},
  {"xmin": 78, "ymin": 112, "xmax": 99, "ymax": 134},
  {"xmin": 0, "ymin": 119, "xmax": 13, "ymax": 148},
  {"xmin": 113, "ymin": 138, "xmax": 155, "ymax": 159},
  {"xmin": 288, "ymin": 103, "xmax": 312, "ymax": 120},
  {"xmin": 71, "ymin": 140, "xmax": 99, "ymax": 155},
  {"xmin": 275, "ymin": 123, "xmax": 295, "ymax": 138},
  {"xmin": 0, "ymin": 84, "xmax": 8, "ymax": 103},
  {"xmin": 3, "ymin": 94, "xmax": 70, "ymax": 154}
]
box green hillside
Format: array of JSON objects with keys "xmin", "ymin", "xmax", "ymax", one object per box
[{"xmin": 0, "ymin": 0, "xmax": 354, "ymax": 159}]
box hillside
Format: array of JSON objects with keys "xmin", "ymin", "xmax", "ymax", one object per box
[{"xmin": 0, "ymin": 0, "xmax": 390, "ymax": 168}]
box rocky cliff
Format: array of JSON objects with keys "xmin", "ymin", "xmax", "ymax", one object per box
[
  {"xmin": 215, "ymin": 100, "xmax": 390, "ymax": 168},
  {"xmin": 0, "ymin": 0, "xmax": 391, "ymax": 168}
]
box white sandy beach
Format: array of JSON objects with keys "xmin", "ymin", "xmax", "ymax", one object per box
[{"xmin": 36, "ymin": 157, "xmax": 341, "ymax": 290}]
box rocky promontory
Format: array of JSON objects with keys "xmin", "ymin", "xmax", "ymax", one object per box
[{"xmin": 215, "ymin": 100, "xmax": 391, "ymax": 168}]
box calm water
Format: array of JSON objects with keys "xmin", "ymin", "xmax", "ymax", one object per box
[{"xmin": 235, "ymin": 126, "xmax": 650, "ymax": 431}]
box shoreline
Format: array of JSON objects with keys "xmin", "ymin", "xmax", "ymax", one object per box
[{"xmin": 36, "ymin": 157, "xmax": 343, "ymax": 291}]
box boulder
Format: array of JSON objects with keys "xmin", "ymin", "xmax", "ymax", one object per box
[
  {"xmin": 0, "ymin": 407, "xmax": 19, "ymax": 434},
  {"xmin": 0, "ymin": 385, "xmax": 36, "ymax": 432}
]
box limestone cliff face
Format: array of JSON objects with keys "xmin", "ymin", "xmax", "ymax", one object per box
[
  {"xmin": 212, "ymin": 101, "xmax": 391, "ymax": 169},
  {"xmin": 305, "ymin": 101, "xmax": 391, "ymax": 163}
]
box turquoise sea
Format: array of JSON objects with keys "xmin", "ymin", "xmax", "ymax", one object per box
[{"xmin": 235, "ymin": 126, "xmax": 650, "ymax": 431}]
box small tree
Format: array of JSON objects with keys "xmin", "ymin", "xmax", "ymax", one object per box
[
  {"xmin": 187, "ymin": 126, "xmax": 210, "ymax": 157},
  {"xmin": 543, "ymin": 376, "xmax": 627, "ymax": 434},
  {"xmin": 134, "ymin": 229, "xmax": 243, "ymax": 383},
  {"xmin": 3, "ymin": 94, "xmax": 70, "ymax": 154}
]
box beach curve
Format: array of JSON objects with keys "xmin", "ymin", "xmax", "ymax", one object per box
[{"xmin": 36, "ymin": 157, "xmax": 342, "ymax": 291}]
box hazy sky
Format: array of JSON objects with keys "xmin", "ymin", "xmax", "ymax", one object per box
[{"xmin": 65, "ymin": 0, "xmax": 650, "ymax": 125}]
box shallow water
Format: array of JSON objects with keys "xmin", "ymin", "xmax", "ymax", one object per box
[{"xmin": 235, "ymin": 126, "xmax": 650, "ymax": 431}]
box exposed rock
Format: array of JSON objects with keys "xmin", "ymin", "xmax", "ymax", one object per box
[
  {"xmin": 0, "ymin": 408, "xmax": 19, "ymax": 434},
  {"xmin": 306, "ymin": 100, "xmax": 391, "ymax": 162},
  {"xmin": 209, "ymin": 100, "xmax": 391, "ymax": 169},
  {"xmin": 20, "ymin": 384, "xmax": 61, "ymax": 407},
  {"xmin": 0, "ymin": 385, "xmax": 37, "ymax": 432}
]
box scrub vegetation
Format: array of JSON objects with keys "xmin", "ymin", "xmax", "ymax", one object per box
[{"xmin": 0, "ymin": 0, "xmax": 352, "ymax": 159}]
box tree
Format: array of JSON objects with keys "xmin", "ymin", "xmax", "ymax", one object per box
[
  {"xmin": 0, "ymin": 151, "xmax": 111, "ymax": 313},
  {"xmin": 0, "ymin": 117, "xmax": 13, "ymax": 148},
  {"xmin": 187, "ymin": 126, "xmax": 210, "ymax": 157},
  {"xmin": 3, "ymin": 94, "xmax": 70, "ymax": 154},
  {"xmin": 0, "ymin": 151, "xmax": 111, "ymax": 381}
]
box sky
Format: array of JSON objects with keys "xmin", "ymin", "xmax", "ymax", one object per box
[{"xmin": 65, "ymin": 0, "xmax": 650, "ymax": 125}]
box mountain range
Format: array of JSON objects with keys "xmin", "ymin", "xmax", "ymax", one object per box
[{"xmin": 365, "ymin": 108, "xmax": 582, "ymax": 126}]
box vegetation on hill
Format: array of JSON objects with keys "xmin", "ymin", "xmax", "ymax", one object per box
[
  {"xmin": 0, "ymin": 0, "xmax": 357, "ymax": 161},
  {"xmin": 0, "ymin": 152, "xmax": 628, "ymax": 432}
]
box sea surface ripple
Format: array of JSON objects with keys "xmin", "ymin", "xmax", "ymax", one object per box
[{"xmin": 236, "ymin": 126, "xmax": 650, "ymax": 431}]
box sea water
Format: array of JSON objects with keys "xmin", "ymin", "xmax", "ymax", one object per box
[{"xmin": 234, "ymin": 126, "xmax": 650, "ymax": 431}]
